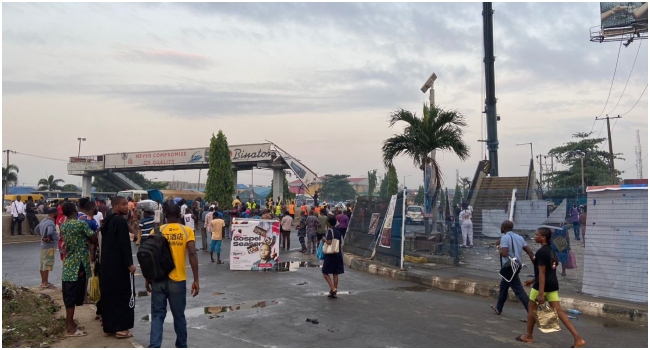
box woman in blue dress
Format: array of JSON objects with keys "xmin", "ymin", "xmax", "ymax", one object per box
[
  {"xmin": 550, "ymin": 224, "xmax": 571, "ymax": 277},
  {"xmin": 322, "ymin": 217, "xmax": 344, "ymax": 298}
]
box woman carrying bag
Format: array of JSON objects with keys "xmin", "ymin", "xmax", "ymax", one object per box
[{"xmin": 321, "ymin": 217, "xmax": 344, "ymax": 298}]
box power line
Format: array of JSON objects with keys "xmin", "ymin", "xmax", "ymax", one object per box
[
  {"xmin": 596, "ymin": 37, "xmax": 624, "ymax": 118},
  {"xmin": 607, "ymin": 39, "xmax": 644, "ymax": 115},
  {"xmin": 14, "ymin": 151, "xmax": 68, "ymax": 162},
  {"xmin": 620, "ymin": 84, "xmax": 648, "ymax": 116},
  {"xmin": 621, "ymin": 155, "xmax": 648, "ymax": 173}
]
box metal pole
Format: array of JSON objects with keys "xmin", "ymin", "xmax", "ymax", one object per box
[
  {"xmin": 581, "ymin": 156, "xmax": 585, "ymax": 193},
  {"xmin": 197, "ymin": 169, "xmax": 201, "ymax": 191},
  {"xmin": 77, "ymin": 139, "xmax": 82, "ymax": 158},
  {"xmin": 537, "ymin": 155, "xmax": 543, "ymax": 186},
  {"xmin": 483, "ymin": 2, "xmax": 499, "ymax": 176},
  {"xmin": 400, "ymin": 188, "xmax": 406, "ymax": 270}
]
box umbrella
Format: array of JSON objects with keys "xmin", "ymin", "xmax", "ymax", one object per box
[{"xmin": 173, "ymin": 197, "xmax": 182, "ymax": 204}]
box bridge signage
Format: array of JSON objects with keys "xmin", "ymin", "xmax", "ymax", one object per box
[{"xmin": 104, "ymin": 143, "xmax": 274, "ymax": 169}]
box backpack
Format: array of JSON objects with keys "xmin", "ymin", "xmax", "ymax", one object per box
[{"xmin": 136, "ymin": 224, "xmax": 184, "ymax": 282}]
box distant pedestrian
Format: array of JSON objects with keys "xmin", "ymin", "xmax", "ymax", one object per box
[
  {"xmin": 550, "ymin": 225, "xmax": 571, "ymax": 277},
  {"xmin": 336, "ymin": 209, "xmax": 349, "ymax": 241},
  {"xmin": 203, "ymin": 207, "xmax": 214, "ymax": 251},
  {"xmin": 183, "ymin": 207, "xmax": 196, "ymax": 230},
  {"xmin": 280, "ymin": 211, "xmax": 293, "ymax": 250},
  {"xmin": 10, "ymin": 195, "xmax": 26, "ymax": 236},
  {"xmin": 322, "ymin": 217, "xmax": 344, "ymax": 298},
  {"xmin": 209, "ymin": 212, "xmax": 225, "ymax": 264},
  {"xmin": 317, "ymin": 210, "xmax": 328, "ymax": 243},
  {"xmin": 60, "ymin": 202, "xmax": 97, "ymax": 337},
  {"xmin": 305, "ymin": 210, "xmax": 321, "ymax": 254},
  {"xmin": 579, "ymin": 206, "xmax": 587, "ymax": 244},
  {"xmin": 490, "ymin": 220, "xmax": 535, "ymax": 316},
  {"xmin": 438, "ymin": 205, "xmax": 444, "ymax": 220},
  {"xmin": 139, "ymin": 211, "xmax": 155, "ymax": 240},
  {"xmin": 570, "ymin": 204, "xmax": 580, "ymax": 240},
  {"xmin": 516, "ymin": 227, "xmax": 585, "ymax": 347},
  {"xmin": 459, "ymin": 203, "xmax": 473, "ymax": 248},
  {"xmin": 36, "ymin": 208, "xmax": 59, "ymax": 289},
  {"xmin": 296, "ymin": 216, "xmax": 307, "ymax": 253},
  {"xmin": 26, "ymin": 196, "xmax": 39, "ymax": 235},
  {"xmin": 146, "ymin": 204, "xmax": 199, "ymax": 348},
  {"xmin": 199, "ymin": 206, "xmax": 209, "ymax": 252},
  {"xmin": 153, "ymin": 200, "xmax": 162, "ymax": 228},
  {"xmin": 261, "ymin": 209, "xmax": 273, "ymax": 220},
  {"xmin": 289, "ymin": 201, "xmax": 296, "ymax": 219}
]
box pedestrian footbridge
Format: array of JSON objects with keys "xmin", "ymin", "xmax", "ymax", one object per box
[{"xmin": 68, "ymin": 142, "xmax": 318, "ymax": 201}]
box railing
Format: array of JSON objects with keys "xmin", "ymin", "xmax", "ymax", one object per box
[{"xmin": 69, "ymin": 155, "xmax": 104, "ymax": 163}]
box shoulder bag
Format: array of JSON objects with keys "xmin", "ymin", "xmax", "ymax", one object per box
[
  {"xmin": 499, "ymin": 233, "xmax": 521, "ymax": 282},
  {"xmin": 322, "ymin": 228, "xmax": 340, "ymax": 254},
  {"xmin": 14, "ymin": 202, "xmax": 25, "ymax": 221}
]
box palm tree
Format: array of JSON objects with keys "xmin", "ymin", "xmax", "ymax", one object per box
[
  {"xmin": 3, "ymin": 164, "xmax": 19, "ymax": 198},
  {"xmin": 38, "ymin": 175, "xmax": 65, "ymax": 191},
  {"xmin": 382, "ymin": 104, "xmax": 470, "ymax": 234}
]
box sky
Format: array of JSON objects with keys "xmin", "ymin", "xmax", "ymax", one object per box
[{"xmin": 2, "ymin": 2, "xmax": 648, "ymax": 191}]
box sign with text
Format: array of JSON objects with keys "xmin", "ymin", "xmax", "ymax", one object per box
[
  {"xmin": 379, "ymin": 195, "xmax": 397, "ymax": 248},
  {"xmin": 104, "ymin": 143, "xmax": 274, "ymax": 168},
  {"xmin": 230, "ymin": 220, "xmax": 280, "ymax": 271}
]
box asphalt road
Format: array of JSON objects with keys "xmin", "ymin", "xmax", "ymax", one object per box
[{"xmin": 3, "ymin": 232, "xmax": 647, "ymax": 348}]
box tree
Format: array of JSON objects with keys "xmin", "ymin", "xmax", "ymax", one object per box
[
  {"xmin": 205, "ymin": 131, "xmax": 235, "ymax": 207},
  {"xmin": 149, "ymin": 181, "xmax": 169, "ymax": 190},
  {"xmin": 453, "ymin": 183, "xmax": 462, "ymax": 206},
  {"xmin": 414, "ymin": 185, "xmax": 424, "ymax": 205},
  {"xmin": 378, "ymin": 172, "xmax": 389, "ymax": 197},
  {"xmin": 547, "ymin": 132, "xmax": 622, "ymax": 190},
  {"xmin": 367, "ymin": 169, "xmax": 378, "ymax": 198},
  {"xmin": 38, "ymin": 175, "xmax": 65, "ymax": 191},
  {"xmin": 440, "ymin": 187, "xmax": 447, "ymax": 209},
  {"xmin": 382, "ymin": 104, "xmax": 470, "ymax": 233},
  {"xmin": 61, "ymin": 184, "xmax": 80, "ymax": 192},
  {"xmin": 460, "ymin": 177, "xmax": 472, "ymax": 202},
  {"xmin": 3, "ymin": 164, "xmax": 19, "ymax": 197},
  {"xmin": 387, "ymin": 164, "xmax": 399, "ymax": 196},
  {"xmin": 320, "ymin": 174, "xmax": 356, "ymax": 202},
  {"xmin": 267, "ymin": 177, "xmax": 295, "ymax": 203}
]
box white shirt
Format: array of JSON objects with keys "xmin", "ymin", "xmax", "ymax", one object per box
[
  {"xmin": 94, "ymin": 211, "xmax": 104, "ymax": 226},
  {"xmin": 154, "ymin": 203, "xmax": 162, "ymax": 223},
  {"xmin": 10, "ymin": 201, "xmax": 26, "ymax": 217},
  {"xmin": 467, "ymin": 205, "xmax": 473, "ymax": 214},
  {"xmin": 459, "ymin": 209, "xmax": 472, "ymax": 224},
  {"xmin": 181, "ymin": 204, "xmax": 188, "ymax": 216},
  {"xmin": 183, "ymin": 213, "xmax": 195, "ymax": 229}
]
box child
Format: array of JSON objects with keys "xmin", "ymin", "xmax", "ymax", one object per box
[
  {"xmin": 183, "ymin": 207, "xmax": 196, "ymax": 230},
  {"xmin": 209, "ymin": 214, "xmax": 226, "ymax": 264},
  {"xmin": 139, "ymin": 211, "xmax": 155, "ymax": 240}
]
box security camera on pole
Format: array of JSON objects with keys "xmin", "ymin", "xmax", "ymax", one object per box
[{"xmin": 421, "ymin": 72, "xmax": 437, "ymax": 234}]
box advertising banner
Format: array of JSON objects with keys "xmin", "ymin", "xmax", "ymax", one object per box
[
  {"xmin": 104, "ymin": 143, "xmax": 275, "ymax": 169},
  {"xmin": 379, "ymin": 195, "xmax": 397, "ymax": 248},
  {"xmin": 600, "ymin": 2, "xmax": 648, "ymax": 31},
  {"xmin": 230, "ymin": 220, "xmax": 280, "ymax": 271},
  {"xmin": 368, "ymin": 213, "xmax": 381, "ymax": 235},
  {"xmin": 268, "ymin": 142, "xmax": 319, "ymax": 192}
]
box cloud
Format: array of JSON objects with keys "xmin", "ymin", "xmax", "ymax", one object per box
[
  {"xmin": 2, "ymin": 29, "xmax": 47, "ymax": 45},
  {"xmin": 113, "ymin": 45, "xmax": 213, "ymax": 69}
]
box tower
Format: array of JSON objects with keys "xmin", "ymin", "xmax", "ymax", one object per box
[{"xmin": 635, "ymin": 129, "xmax": 643, "ymax": 179}]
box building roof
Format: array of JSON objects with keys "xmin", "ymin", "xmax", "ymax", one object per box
[
  {"xmin": 586, "ymin": 183, "xmax": 648, "ymax": 192},
  {"xmin": 8, "ymin": 186, "xmax": 37, "ymax": 195}
]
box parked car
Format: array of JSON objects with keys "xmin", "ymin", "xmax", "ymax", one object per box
[{"xmin": 405, "ymin": 205, "xmax": 424, "ymax": 225}]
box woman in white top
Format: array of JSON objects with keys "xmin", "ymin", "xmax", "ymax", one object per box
[
  {"xmin": 459, "ymin": 203, "xmax": 473, "ymax": 248},
  {"xmin": 183, "ymin": 207, "xmax": 196, "ymax": 230}
]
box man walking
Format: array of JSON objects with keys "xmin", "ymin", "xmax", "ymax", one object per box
[
  {"xmin": 10, "ymin": 195, "xmax": 26, "ymax": 236},
  {"xmin": 490, "ymin": 220, "xmax": 535, "ymax": 316},
  {"xmin": 145, "ymin": 204, "xmax": 199, "ymax": 348},
  {"xmin": 36, "ymin": 208, "xmax": 58, "ymax": 289},
  {"xmin": 570, "ymin": 204, "xmax": 581, "ymax": 240},
  {"xmin": 305, "ymin": 210, "xmax": 321, "ymax": 255}
]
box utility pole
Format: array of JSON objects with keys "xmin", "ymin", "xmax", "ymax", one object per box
[
  {"xmin": 536, "ymin": 155, "xmax": 543, "ymax": 187},
  {"xmin": 596, "ymin": 115, "xmax": 621, "ymax": 184},
  {"xmin": 483, "ymin": 2, "xmax": 499, "ymax": 176}
]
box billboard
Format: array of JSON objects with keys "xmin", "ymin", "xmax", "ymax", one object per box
[
  {"xmin": 104, "ymin": 143, "xmax": 274, "ymax": 169},
  {"xmin": 230, "ymin": 220, "xmax": 280, "ymax": 271},
  {"xmin": 600, "ymin": 2, "xmax": 648, "ymax": 32},
  {"xmin": 379, "ymin": 195, "xmax": 397, "ymax": 248},
  {"xmin": 268, "ymin": 142, "xmax": 319, "ymax": 193}
]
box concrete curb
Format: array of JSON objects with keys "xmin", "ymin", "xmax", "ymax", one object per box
[{"xmin": 343, "ymin": 253, "xmax": 647, "ymax": 324}]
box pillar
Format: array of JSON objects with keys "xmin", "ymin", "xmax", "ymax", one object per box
[
  {"xmin": 272, "ymin": 168, "xmax": 284, "ymax": 204},
  {"xmin": 81, "ymin": 175, "xmax": 93, "ymax": 198},
  {"xmin": 232, "ymin": 170, "xmax": 238, "ymax": 199}
]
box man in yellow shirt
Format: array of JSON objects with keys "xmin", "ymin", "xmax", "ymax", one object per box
[
  {"xmin": 145, "ymin": 204, "xmax": 199, "ymax": 348},
  {"xmin": 209, "ymin": 213, "xmax": 225, "ymax": 264},
  {"xmin": 232, "ymin": 196, "xmax": 241, "ymax": 209}
]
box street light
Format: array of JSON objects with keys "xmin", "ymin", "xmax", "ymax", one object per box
[
  {"xmin": 77, "ymin": 137, "xmax": 86, "ymax": 158},
  {"xmin": 576, "ymin": 151, "xmax": 586, "ymax": 193},
  {"xmin": 421, "ymin": 72, "xmax": 437, "ymax": 234},
  {"xmin": 515, "ymin": 142, "xmax": 533, "ymax": 161},
  {"xmin": 403, "ymin": 174, "xmax": 412, "ymax": 189}
]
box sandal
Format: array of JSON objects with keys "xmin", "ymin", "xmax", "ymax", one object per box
[
  {"xmin": 115, "ymin": 331, "xmax": 134, "ymax": 339},
  {"xmin": 331, "ymin": 289, "xmax": 338, "ymax": 298},
  {"xmin": 211, "ymin": 258, "xmax": 215, "ymax": 263},
  {"xmin": 515, "ymin": 335, "xmax": 533, "ymax": 343},
  {"xmin": 66, "ymin": 329, "xmax": 88, "ymax": 337},
  {"xmin": 489, "ymin": 305, "xmax": 501, "ymax": 315},
  {"xmin": 217, "ymin": 260, "xmax": 224, "ymax": 264}
]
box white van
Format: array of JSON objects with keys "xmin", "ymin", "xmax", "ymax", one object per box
[{"xmin": 116, "ymin": 190, "xmax": 149, "ymax": 202}]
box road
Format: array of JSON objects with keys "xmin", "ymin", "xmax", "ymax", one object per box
[{"xmin": 3, "ymin": 232, "xmax": 646, "ymax": 348}]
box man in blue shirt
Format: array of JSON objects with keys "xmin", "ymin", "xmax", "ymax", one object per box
[{"xmin": 490, "ymin": 220, "xmax": 535, "ymax": 316}]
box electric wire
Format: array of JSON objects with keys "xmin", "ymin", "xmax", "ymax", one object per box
[
  {"xmin": 596, "ymin": 36, "xmax": 624, "ymax": 118},
  {"xmin": 620, "ymin": 84, "xmax": 648, "ymax": 116},
  {"xmin": 13, "ymin": 151, "xmax": 68, "ymax": 162},
  {"xmin": 607, "ymin": 39, "xmax": 644, "ymax": 115},
  {"xmin": 621, "ymin": 155, "xmax": 647, "ymax": 173}
]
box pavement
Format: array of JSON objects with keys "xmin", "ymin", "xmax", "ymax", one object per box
[{"xmin": 351, "ymin": 224, "xmax": 648, "ymax": 324}]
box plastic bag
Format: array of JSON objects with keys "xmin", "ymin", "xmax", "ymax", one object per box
[
  {"xmin": 566, "ymin": 251, "xmax": 577, "ymax": 269},
  {"xmin": 316, "ymin": 241, "xmax": 324, "ymax": 260},
  {"xmin": 536, "ymin": 304, "xmax": 561, "ymax": 333}
]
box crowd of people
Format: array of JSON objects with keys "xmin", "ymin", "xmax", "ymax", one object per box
[{"xmin": 25, "ymin": 192, "xmax": 353, "ymax": 346}]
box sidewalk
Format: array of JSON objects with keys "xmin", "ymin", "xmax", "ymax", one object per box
[{"xmin": 344, "ymin": 234, "xmax": 647, "ymax": 324}]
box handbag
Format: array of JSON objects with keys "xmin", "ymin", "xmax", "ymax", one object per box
[
  {"xmin": 535, "ymin": 303, "xmax": 561, "ymax": 333},
  {"xmin": 316, "ymin": 241, "xmax": 324, "ymax": 260},
  {"xmin": 499, "ymin": 234, "xmax": 521, "ymax": 282},
  {"xmin": 14, "ymin": 202, "xmax": 25, "ymax": 221},
  {"xmin": 322, "ymin": 229, "xmax": 340, "ymax": 254},
  {"xmin": 566, "ymin": 250, "xmax": 577, "ymax": 269}
]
